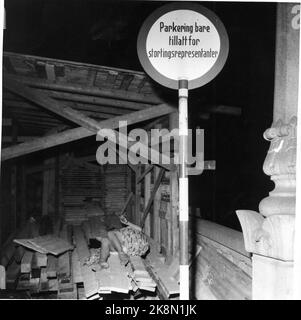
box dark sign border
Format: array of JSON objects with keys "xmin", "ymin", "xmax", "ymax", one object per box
[{"xmin": 137, "ymin": 2, "xmax": 229, "ymax": 90}]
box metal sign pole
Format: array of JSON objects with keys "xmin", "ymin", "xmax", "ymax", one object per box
[{"xmin": 178, "ymin": 79, "xmax": 189, "ymax": 300}]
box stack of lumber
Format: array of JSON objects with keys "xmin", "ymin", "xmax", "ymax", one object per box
[
  {"xmin": 72, "ymin": 226, "xmax": 99, "ymax": 300},
  {"xmin": 14, "ymin": 225, "xmax": 75, "ymax": 298},
  {"xmin": 0, "ymin": 218, "xmax": 40, "ymax": 268},
  {"xmin": 145, "ymin": 251, "xmax": 179, "ymax": 299},
  {"xmin": 3, "ymin": 219, "xmax": 161, "ymax": 300},
  {"xmin": 14, "ymin": 235, "xmax": 73, "ymax": 255},
  {"xmin": 104, "ymin": 165, "xmax": 129, "ymax": 215},
  {"xmin": 72, "ymin": 225, "xmax": 132, "ymax": 298},
  {"xmin": 64, "ymin": 207, "xmax": 88, "ymax": 225},
  {"xmin": 64, "ymin": 200, "xmax": 105, "ymax": 225},
  {"xmin": 96, "ymin": 252, "xmax": 132, "ymax": 295},
  {"xmin": 73, "ymin": 221, "xmax": 155, "ymax": 299},
  {"xmin": 129, "ymin": 256, "xmax": 157, "ymax": 292},
  {"xmin": 62, "ymin": 161, "xmax": 103, "ymax": 225}
]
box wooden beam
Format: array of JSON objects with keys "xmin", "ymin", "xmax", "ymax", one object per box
[
  {"xmin": 4, "ymin": 99, "xmax": 130, "ymax": 117},
  {"xmin": 144, "ymin": 166, "xmax": 152, "ymax": 237},
  {"xmin": 141, "ymin": 167, "xmax": 165, "ymax": 228},
  {"xmin": 119, "ymin": 192, "xmax": 134, "ymax": 217},
  {"xmin": 2, "ymin": 136, "xmax": 40, "ymax": 143},
  {"xmin": 4, "ymin": 74, "xmax": 163, "ymax": 105},
  {"xmin": 137, "ymin": 165, "xmax": 154, "ymax": 184},
  {"xmin": 5, "ymin": 79, "xmax": 174, "ymax": 168},
  {"xmin": 4, "ymin": 77, "xmax": 105, "ymax": 132},
  {"xmin": 1, "ymin": 104, "xmax": 175, "ymax": 161},
  {"xmin": 50, "ymin": 90, "xmax": 151, "ymax": 111},
  {"xmin": 135, "ymin": 165, "xmax": 142, "ymax": 226}
]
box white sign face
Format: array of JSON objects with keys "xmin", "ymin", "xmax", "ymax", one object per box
[
  {"xmin": 146, "ymin": 10, "xmax": 220, "ymax": 82},
  {"xmin": 137, "ymin": 3, "xmax": 229, "ymax": 90}
]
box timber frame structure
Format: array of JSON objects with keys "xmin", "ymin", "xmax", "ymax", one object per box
[{"xmin": 1, "ymin": 51, "xmax": 180, "ymax": 260}]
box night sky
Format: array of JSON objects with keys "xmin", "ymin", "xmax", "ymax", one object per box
[{"xmin": 3, "ymin": 0, "xmax": 277, "ymax": 229}]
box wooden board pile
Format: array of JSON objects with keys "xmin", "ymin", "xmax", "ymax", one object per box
[
  {"xmin": 62, "ymin": 162, "xmax": 103, "ymax": 225},
  {"xmin": 3, "ymin": 218, "xmax": 162, "ymax": 300},
  {"xmin": 7, "ymin": 224, "xmax": 77, "ymax": 299},
  {"xmin": 104, "ymin": 165, "xmax": 129, "ymax": 215},
  {"xmin": 72, "ymin": 222, "xmax": 156, "ymax": 300},
  {"xmin": 64, "ymin": 199, "xmax": 105, "ymax": 226},
  {"xmin": 145, "ymin": 250, "xmax": 180, "ymax": 299},
  {"xmin": 129, "ymin": 256, "xmax": 157, "ymax": 293}
]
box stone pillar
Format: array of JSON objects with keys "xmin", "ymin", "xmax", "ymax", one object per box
[{"xmin": 236, "ymin": 3, "xmax": 299, "ymax": 300}]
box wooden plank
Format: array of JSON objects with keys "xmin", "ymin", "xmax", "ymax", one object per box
[
  {"xmin": 1, "ymin": 104, "xmax": 175, "ymax": 162},
  {"xmin": 58, "ymin": 281, "xmax": 77, "ymax": 299},
  {"xmin": 11, "ymin": 165, "xmax": 17, "ymax": 233},
  {"xmin": 39, "ymin": 267, "xmax": 49, "ymax": 292},
  {"xmin": 192, "ymin": 238, "xmax": 251, "ymax": 300},
  {"xmin": 58, "ymin": 225, "xmax": 71, "ymax": 280},
  {"xmin": 48, "ymin": 278, "xmax": 59, "ymax": 292},
  {"xmin": 4, "ymin": 73, "xmax": 162, "ymax": 105},
  {"xmin": 194, "ymin": 218, "xmax": 250, "ymax": 257},
  {"xmin": 46, "ymin": 255, "xmax": 58, "ymax": 278},
  {"xmin": 45, "ymin": 63, "xmax": 56, "ymax": 82},
  {"xmin": 141, "ymin": 168, "xmax": 165, "ymax": 228},
  {"xmin": 4, "ymin": 77, "xmax": 107, "ymax": 132},
  {"xmin": 95, "ymin": 269, "xmax": 112, "ymax": 293},
  {"xmin": 26, "ymin": 235, "xmax": 73, "ymax": 256},
  {"xmin": 0, "ymin": 265, "xmax": 6, "ymax": 289},
  {"xmin": 13, "ymin": 239, "xmax": 48, "ymax": 254},
  {"xmin": 153, "ymin": 165, "xmax": 161, "ymax": 244},
  {"xmin": 137, "ymin": 165, "xmax": 154, "ymax": 183},
  {"xmin": 73, "ymin": 226, "xmax": 90, "ymax": 260},
  {"xmin": 106, "ymin": 252, "xmax": 131, "ymax": 294},
  {"xmin": 21, "ymin": 250, "xmax": 33, "ymax": 273},
  {"xmin": 130, "ymin": 256, "xmax": 156, "ymax": 292},
  {"xmin": 58, "ymin": 252, "xmax": 71, "ymax": 280},
  {"xmin": 119, "ymin": 192, "xmax": 134, "ymax": 216},
  {"xmin": 135, "ymin": 165, "xmax": 141, "ymax": 226},
  {"xmin": 73, "ymin": 226, "xmax": 98, "ymax": 298},
  {"xmin": 3, "ymin": 78, "xmax": 174, "ymax": 165},
  {"xmin": 6, "ymin": 260, "xmax": 20, "ymax": 286},
  {"xmin": 50, "ymin": 90, "xmax": 151, "ymax": 111},
  {"xmin": 81, "ymin": 264, "xmax": 99, "ymax": 298},
  {"xmin": 71, "ymin": 249, "xmax": 83, "ymax": 284}
]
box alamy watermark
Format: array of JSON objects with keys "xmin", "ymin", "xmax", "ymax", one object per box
[{"xmin": 95, "ymin": 121, "xmax": 204, "ymax": 175}]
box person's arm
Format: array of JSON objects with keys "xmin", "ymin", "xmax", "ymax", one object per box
[
  {"xmin": 125, "ymin": 221, "xmax": 142, "ymax": 232},
  {"xmin": 120, "ymin": 215, "xmax": 142, "ymax": 231}
]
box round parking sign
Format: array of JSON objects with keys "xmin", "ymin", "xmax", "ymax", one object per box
[{"xmin": 137, "ymin": 3, "xmax": 229, "ymax": 89}]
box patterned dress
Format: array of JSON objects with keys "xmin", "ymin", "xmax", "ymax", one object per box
[{"xmin": 119, "ymin": 226, "xmax": 149, "ymax": 256}]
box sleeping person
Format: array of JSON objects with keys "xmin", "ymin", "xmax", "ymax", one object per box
[{"xmin": 96, "ymin": 214, "xmax": 149, "ymax": 268}]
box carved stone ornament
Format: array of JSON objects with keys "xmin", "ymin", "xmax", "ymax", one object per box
[{"xmin": 237, "ymin": 117, "xmax": 297, "ymax": 261}]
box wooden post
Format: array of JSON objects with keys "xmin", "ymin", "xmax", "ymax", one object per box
[
  {"xmin": 236, "ymin": 3, "xmax": 299, "ymax": 300},
  {"xmin": 42, "ymin": 157, "xmax": 56, "ymax": 217},
  {"xmin": 20, "ymin": 165, "xmax": 27, "ymax": 226},
  {"xmin": 153, "ymin": 161, "xmax": 161, "ymax": 246},
  {"xmin": 135, "ymin": 165, "xmax": 141, "ymax": 226},
  {"xmin": 11, "ymin": 165, "xmax": 17, "ymax": 232},
  {"xmin": 152, "ymin": 124, "xmax": 163, "ymax": 246},
  {"xmin": 55, "ymin": 155, "xmax": 60, "ymax": 219},
  {"xmin": 11, "ymin": 119, "xmax": 18, "ymax": 231}
]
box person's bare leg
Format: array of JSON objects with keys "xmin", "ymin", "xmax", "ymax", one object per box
[
  {"xmin": 107, "ymin": 230, "xmax": 129, "ymax": 266},
  {"xmin": 107, "ymin": 231, "xmax": 123, "ymax": 253},
  {"xmin": 96, "ymin": 237, "xmax": 110, "ymax": 268}
]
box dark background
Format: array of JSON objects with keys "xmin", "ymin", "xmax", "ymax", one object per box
[{"xmin": 3, "ymin": 0, "xmax": 276, "ymax": 230}]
